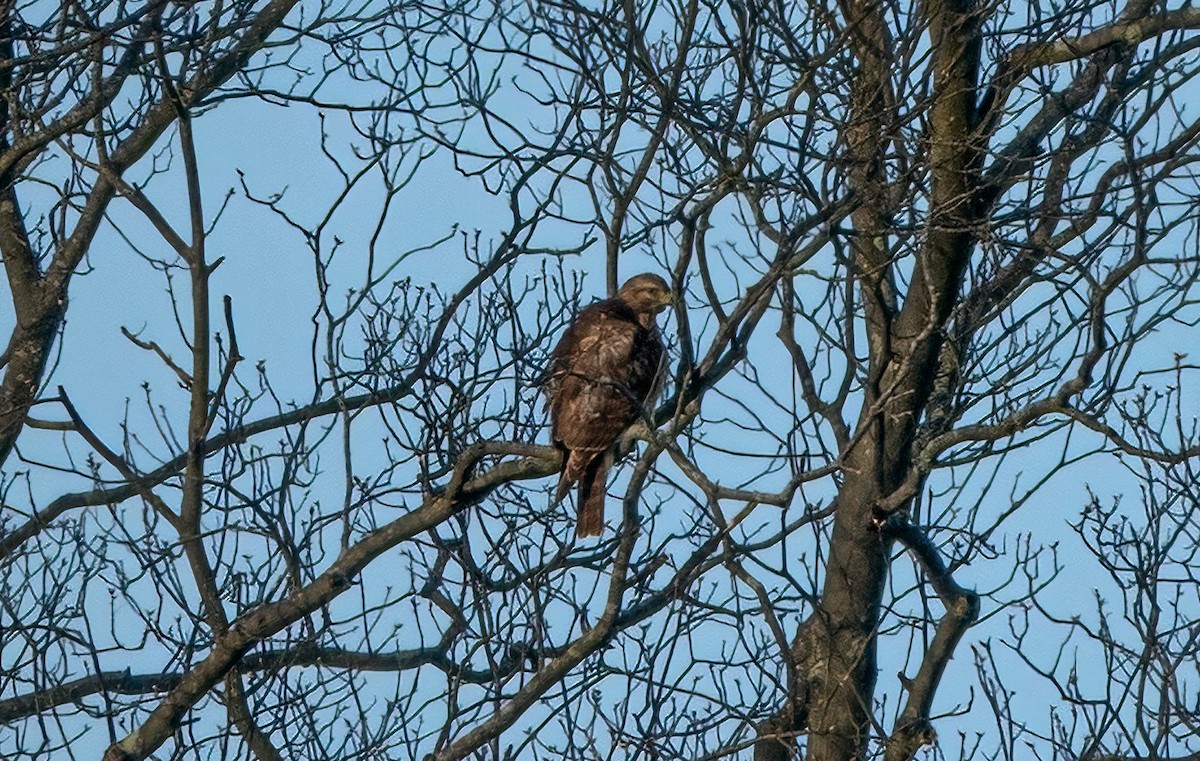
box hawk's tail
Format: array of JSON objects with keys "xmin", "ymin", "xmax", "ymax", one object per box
[
  {"xmin": 575, "ymin": 456, "xmax": 607, "ymax": 538},
  {"xmin": 553, "ymin": 449, "xmax": 609, "ymax": 537}
]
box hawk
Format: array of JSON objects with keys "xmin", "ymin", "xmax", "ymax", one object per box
[{"xmin": 545, "ymin": 273, "xmax": 672, "ymax": 537}]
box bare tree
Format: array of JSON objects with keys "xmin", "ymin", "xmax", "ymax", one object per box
[{"xmin": 1, "ymin": 0, "xmax": 1199, "ymax": 760}]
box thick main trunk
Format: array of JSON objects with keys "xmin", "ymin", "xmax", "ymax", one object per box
[
  {"xmin": 0, "ymin": 179, "xmax": 62, "ymax": 469},
  {"xmin": 0, "ymin": 300, "xmax": 60, "ymax": 466},
  {"xmin": 801, "ymin": 2, "xmax": 983, "ymax": 755},
  {"xmin": 806, "ymin": 433, "xmax": 898, "ymax": 760}
]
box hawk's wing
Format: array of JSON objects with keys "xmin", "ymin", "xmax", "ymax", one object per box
[{"xmin": 549, "ymin": 302, "xmax": 644, "ymax": 454}]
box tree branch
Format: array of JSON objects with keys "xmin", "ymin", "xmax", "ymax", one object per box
[
  {"xmin": 1008, "ymin": 8, "xmax": 1200, "ymax": 70},
  {"xmin": 882, "ymin": 516, "xmax": 980, "ymax": 761}
]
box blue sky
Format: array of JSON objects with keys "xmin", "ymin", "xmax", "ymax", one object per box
[{"xmin": 2, "ymin": 2, "xmax": 1199, "ymax": 758}]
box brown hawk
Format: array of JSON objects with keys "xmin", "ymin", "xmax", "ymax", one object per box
[{"xmin": 544, "ymin": 273, "xmax": 672, "ymax": 537}]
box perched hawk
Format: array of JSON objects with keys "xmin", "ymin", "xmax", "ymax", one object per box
[{"xmin": 545, "ymin": 273, "xmax": 672, "ymax": 537}]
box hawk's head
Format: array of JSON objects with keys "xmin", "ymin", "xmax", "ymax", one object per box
[{"xmin": 617, "ymin": 273, "xmax": 673, "ymax": 316}]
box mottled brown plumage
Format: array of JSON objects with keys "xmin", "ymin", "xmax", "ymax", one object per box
[{"xmin": 544, "ymin": 274, "xmax": 671, "ymax": 537}]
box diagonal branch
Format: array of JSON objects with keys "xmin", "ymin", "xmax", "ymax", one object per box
[
  {"xmin": 0, "ymin": 0, "xmax": 303, "ymax": 471},
  {"xmin": 883, "ymin": 516, "xmax": 980, "ymax": 761},
  {"xmin": 1007, "ymin": 7, "xmax": 1200, "ymax": 70},
  {"xmin": 99, "ymin": 440, "xmax": 561, "ymax": 761}
]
